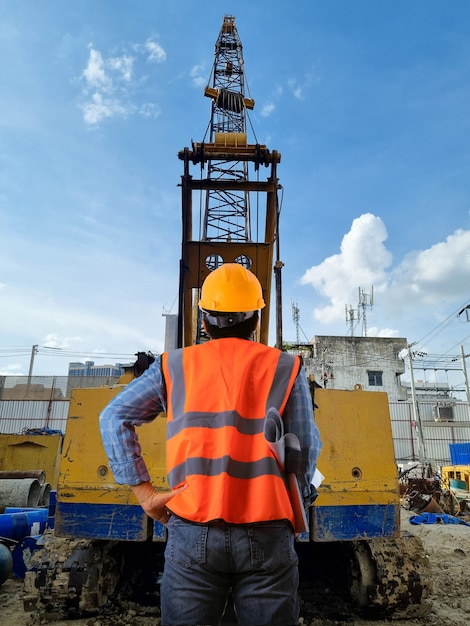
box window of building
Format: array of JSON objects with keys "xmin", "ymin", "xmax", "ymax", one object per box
[{"xmin": 368, "ymin": 370, "xmax": 383, "ymax": 386}]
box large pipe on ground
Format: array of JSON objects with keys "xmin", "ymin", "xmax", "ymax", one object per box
[
  {"xmin": 0, "ymin": 470, "xmax": 46, "ymax": 484},
  {"xmin": 0, "ymin": 478, "xmax": 41, "ymax": 508},
  {"xmin": 0, "ymin": 543, "xmax": 13, "ymax": 586},
  {"xmin": 0, "ymin": 509, "xmax": 48, "ymax": 540},
  {"xmin": 38, "ymin": 483, "xmax": 51, "ymax": 507}
]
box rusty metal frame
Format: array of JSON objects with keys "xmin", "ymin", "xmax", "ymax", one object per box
[{"xmin": 177, "ymin": 144, "xmax": 282, "ymax": 348}]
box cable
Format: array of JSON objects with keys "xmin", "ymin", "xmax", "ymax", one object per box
[
  {"xmin": 445, "ymin": 332, "xmax": 470, "ymax": 356},
  {"xmin": 415, "ymin": 298, "xmax": 470, "ymax": 348}
]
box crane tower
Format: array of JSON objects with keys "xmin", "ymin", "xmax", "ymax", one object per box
[
  {"xmin": 202, "ymin": 15, "xmax": 254, "ymax": 248},
  {"xmin": 178, "ymin": 15, "xmax": 282, "ymax": 348}
]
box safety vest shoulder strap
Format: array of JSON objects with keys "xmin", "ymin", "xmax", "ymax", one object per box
[{"xmin": 162, "ymin": 339, "xmax": 299, "ymax": 421}]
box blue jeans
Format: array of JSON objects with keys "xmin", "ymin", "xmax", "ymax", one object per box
[{"xmin": 160, "ymin": 516, "xmax": 299, "ymax": 626}]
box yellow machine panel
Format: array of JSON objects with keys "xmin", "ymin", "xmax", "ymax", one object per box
[
  {"xmin": 311, "ymin": 385, "xmax": 400, "ymax": 541},
  {"xmin": 54, "ymin": 384, "xmax": 169, "ymax": 541},
  {"xmin": 314, "ymin": 385, "xmax": 399, "ymax": 506},
  {"xmin": 441, "ymin": 465, "xmax": 470, "ymax": 491},
  {"xmin": 0, "ymin": 433, "xmax": 63, "ymax": 489},
  {"xmin": 58, "ymin": 385, "xmax": 168, "ymax": 506}
]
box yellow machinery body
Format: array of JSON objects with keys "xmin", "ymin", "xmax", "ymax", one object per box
[
  {"xmin": 55, "ymin": 385, "xmax": 168, "ymax": 541},
  {"xmin": 54, "ymin": 139, "xmax": 400, "ymax": 545},
  {"xmin": 53, "ymin": 383, "xmax": 400, "ymax": 544},
  {"xmin": 441, "ymin": 464, "xmax": 470, "ymax": 491},
  {"xmin": 312, "ymin": 386, "xmax": 399, "ymax": 541}
]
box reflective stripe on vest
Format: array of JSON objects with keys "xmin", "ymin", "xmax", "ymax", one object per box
[{"xmin": 161, "ymin": 338, "xmax": 300, "ymax": 525}]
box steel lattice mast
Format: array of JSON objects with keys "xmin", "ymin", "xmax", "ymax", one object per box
[
  {"xmin": 202, "ymin": 15, "xmax": 254, "ymax": 247},
  {"xmin": 178, "ymin": 15, "xmax": 282, "ymax": 348}
]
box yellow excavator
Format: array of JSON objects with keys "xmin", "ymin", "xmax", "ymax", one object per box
[{"xmin": 23, "ymin": 15, "xmax": 432, "ymax": 622}]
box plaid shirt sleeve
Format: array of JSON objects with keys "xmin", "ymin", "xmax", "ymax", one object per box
[
  {"xmin": 99, "ymin": 357, "xmax": 166, "ymax": 486},
  {"xmin": 283, "ymin": 365, "xmax": 322, "ymax": 505}
]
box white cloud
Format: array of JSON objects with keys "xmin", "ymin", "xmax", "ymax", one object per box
[
  {"xmin": 0, "ymin": 283, "xmax": 165, "ymax": 374},
  {"xmin": 301, "ymin": 213, "xmax": 392, "ymax": 323},
  {"xmin": 107, "ymin": 54, "xmax": 134, "ymax": 81},
  {"xmin": 300, "ymin": 214, "xmax": 470, "ymax": 339},
  {"xmin": 82, "ymin": 47, "xmax": 110, "ymax": 90},
  {"xmin": 81, "ymin": 92, "xmax": 130, "ymax": 125},
  {"xmin": 379, "ymin": 229, "xmax": 470, "ymax": 333},
  {"xmin": 144, "ymin": 39, "xmax": 166, "ymax": 63},
  {"xmin": 367, "ymin": 326, "xmax": 400, "ymax": 338},
  {"xmin": 190, "ymin": 64, "xmax": 206, "ymax": 87},
  {"xmin": 390, "ymin": 229, "xmax": 470, "ymax": 304},
  {"xmin": 261, "ymin": 102, "xmax": 275, "ymax": 117},
  {"xmin": 43, "ymin": 333, "xmax": 83, "ymax": 349},
  {"xmin": 287, "ymin": 72, "xmax": 314, "ymax": 100},
  {"xmin": 0, "ymin": 363, "xmax": 23, "ymax": 376},
  {"xmin": 288, "ymin": 79, "xmax": 303, "ymax": 100},
  {"xmin": 80, "ymin": 40, "xmax": 164, "ymax": 125},
  {"xmin": 139, "ymin": 102, "xmax": 161, "ymax": 118},
  {"xmin": 260, "ymin": 74, "xmax": 311, "ymax": 115}
]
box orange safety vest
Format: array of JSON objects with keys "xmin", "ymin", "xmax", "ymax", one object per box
[{"xmin": 161, "ymin": 338, "xmax": 301, "ymax": 525}]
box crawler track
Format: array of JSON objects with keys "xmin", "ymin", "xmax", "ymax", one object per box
[{"xmin": 23, "ymin": 532, "xmax": 433, "ymax": 623}]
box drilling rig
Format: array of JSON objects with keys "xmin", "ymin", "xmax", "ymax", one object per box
[
  {"xmin": 177, "ymin": 14, "xmax": 283, "ymax": 350},
  {"xmin": 24, "ymin": 15, "xmax": 432, "ymax": 621}
]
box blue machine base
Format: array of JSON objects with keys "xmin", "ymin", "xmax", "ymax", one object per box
[
  {"xmin": 312, "ymin": 504, "xmax": 399, "ymax": 541},
  {"xmin": 55, "ymin": 502, "xmax": 398, "ymax": 543},
  {"xmin": 55, "ymin": 502, "xmax": 166, "ymax": 541}
]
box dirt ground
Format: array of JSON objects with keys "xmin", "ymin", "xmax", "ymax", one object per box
[{"xmin": 1, "ymin": 509, "xmax": 469, "ymax": 626}]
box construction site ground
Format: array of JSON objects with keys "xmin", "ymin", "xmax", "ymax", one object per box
[{"xmin": 1, "ymin": 509, "xmax": 469, "ymax": 626}]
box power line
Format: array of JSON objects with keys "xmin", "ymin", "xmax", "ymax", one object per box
[
  {"xmin": 414, "ymin": 297, "xmax": 470, "ymax": 348},
  {"xmin": 0, "ymin": 345, "xmax": 147, "ymax": 361},
  {"xmin": 444, "ymin": 332, "xmax": 470, "ymax": 356}
]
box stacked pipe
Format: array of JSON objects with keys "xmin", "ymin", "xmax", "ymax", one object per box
[
  {"xmin": 0, "ymin": 542, "xmax": 12, "ymax": 585},
  {"xmin": 0, "ymin": 470, "xmax": 51, "ymax": 508},
  {"xmin": 0, "ymin": 508, "xmax": 48, "ymax": 540},
  {"xmin": 0, "ymin": 470, "xmax": 52, "ymax": 585}
]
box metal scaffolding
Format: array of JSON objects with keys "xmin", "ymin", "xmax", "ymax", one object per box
[
  {"xmin": 177, "ymin": 15, "xmax": 282, "ymax": 347},
  {"xmin": 202, "ymin": 15, "xmax": 254, "ymax": 249}
]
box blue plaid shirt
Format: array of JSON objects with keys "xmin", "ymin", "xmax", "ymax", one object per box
[{"xmin": 100, "ymin": 353, "xmax": 322, "ymax": 505}]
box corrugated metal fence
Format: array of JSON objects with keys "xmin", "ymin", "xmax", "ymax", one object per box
[
  {"xmin": 0, "ymin": 400, "xmax": 69, "ymax": 434},
  {"xmin": 0, "ymin": 375, "xmax": 120, "ymax": 434},
  {"xmin": 390, "ymin": 401, "xmax": 470, "ymax": 466},
  {"xmin": 0, "ymin": 376, "xmax": 469, "ymax": 466}
]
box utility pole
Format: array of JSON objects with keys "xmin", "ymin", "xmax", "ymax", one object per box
[
  {"xmin": 407, "ymin": 343, "xmax": 427, "ymax": 464},
  {"xmin": 457, "ymin": 307, "xmax": 470, "ymax": 417},
  {"xmin": 460, "ymin": 344, "xmax": 470, "ymax": 420},
  {"xmin": 27, "ymin": 344, "xmax": 38, "ymax": 388}
]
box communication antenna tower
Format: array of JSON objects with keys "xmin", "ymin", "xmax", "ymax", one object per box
[
  {"xmin": 345, "ymin": 304, "xmax": 360, "ymax": 337},
  {"xmin": 291, "ymin": 301, "xmax": 300, "ymax": 344},
  {"xmin": 359, "ymin": 286, "xmax": 374, "ymax": 337},
  {"xmin": 345, "ymin": 286, "xmax": 374, "ymax": 337},
  {"xmin": 291, "ymin": 301, "xmax": 311, "ymax": 343}
]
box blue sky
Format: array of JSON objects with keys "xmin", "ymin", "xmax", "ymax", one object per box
[{"xmin": 1, "ymin": 1, "xmax": 470, "ymax": 381}]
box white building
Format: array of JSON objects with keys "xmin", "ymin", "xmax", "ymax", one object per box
[{"xmin": 301, "ymin": 335, "xmax": 408, "ymax": 401}]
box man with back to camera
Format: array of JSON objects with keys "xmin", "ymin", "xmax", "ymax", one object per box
[{"xmin": 100, "ymin": 262, "xmax": 322, "ymax": 626}]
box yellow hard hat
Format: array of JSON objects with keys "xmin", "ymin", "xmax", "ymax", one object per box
[{"xmin": 199, "ymin": 263, "xmax": 265, "ymax": 313}]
